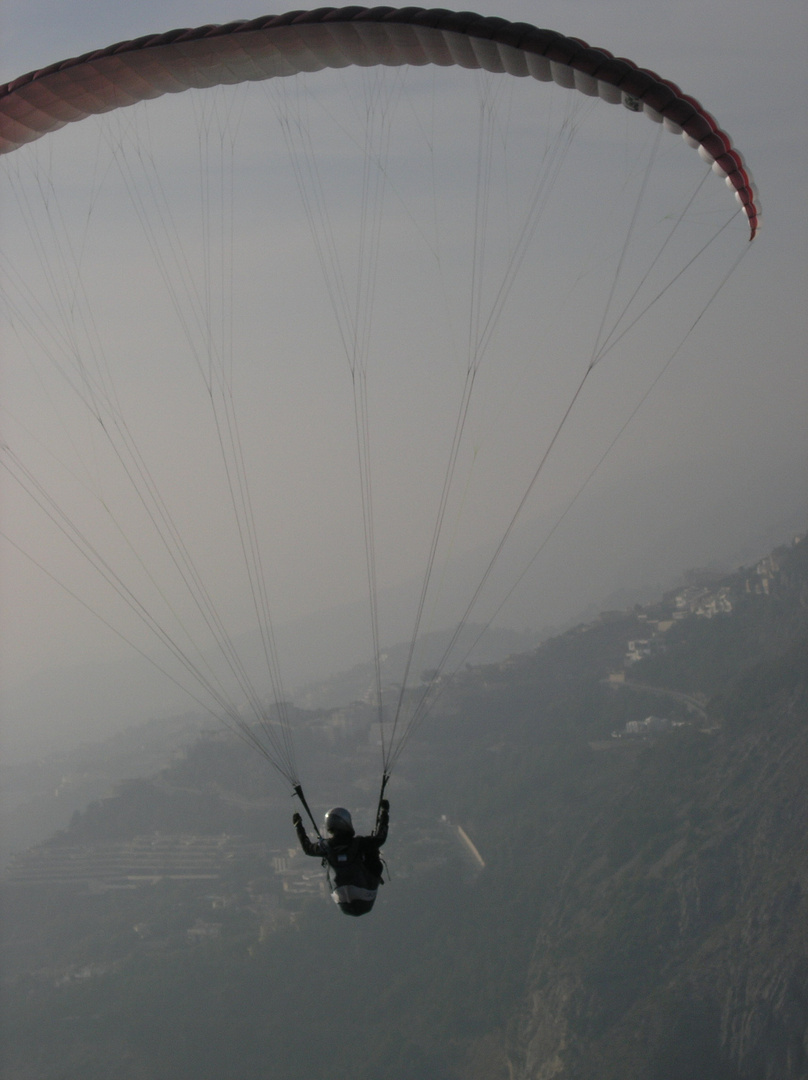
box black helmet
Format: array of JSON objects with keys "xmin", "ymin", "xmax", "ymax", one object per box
[{"xmin": 324, "ymin": 807, "xmax": 354, "ymax": 835}]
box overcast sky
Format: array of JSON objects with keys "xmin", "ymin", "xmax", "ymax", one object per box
[{"xmin": 1, "ymin": 0, "xmax": 805, "ymax": 746}]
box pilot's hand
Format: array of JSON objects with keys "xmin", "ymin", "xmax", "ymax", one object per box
[{"xmin": 292, "ymin": 812, "xmax": 302, "ymax": 826}]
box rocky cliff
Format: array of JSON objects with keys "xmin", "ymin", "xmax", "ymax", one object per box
[{"xmin": 511, "ymin": 539, "xmax": 808, "ymax": 1080}]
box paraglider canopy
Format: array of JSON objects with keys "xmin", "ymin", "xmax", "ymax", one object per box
[
  {"xmin": 1, "ymin": 9, "xmax": 757, "ymax": 793},
  {"xmin": 0, "ymin": 8, "xmax": 757, "ymax": 235}
]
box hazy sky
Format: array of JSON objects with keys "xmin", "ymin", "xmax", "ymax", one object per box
[{"xmin": 1, "ymin": 0, "xmax": 806, "ymax": 741}]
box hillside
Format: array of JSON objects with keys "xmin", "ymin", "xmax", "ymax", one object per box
[
  {"xmin": 1, "ymin": 533, "xmax": 806, "ymax": 1079},
  {"xmin": 511, "ymin": 545, "xmax": 808, "ymax": 1079}
]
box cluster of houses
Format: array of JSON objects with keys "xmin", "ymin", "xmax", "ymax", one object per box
[
  {"xmin": 604, "ymin": 544, "xmax": 804, "ymax": 738},
  {"xmin": 4, "ymin": 833, "xmax": 269, "ymax": 891},
  {"xmin": 619, "ymin": 544, "xmax": 798, "ymax": 672},
  {"xmin": 4, "ymin": 831, "xmax": 342, "ymax": 912},
  {"xmin": 622, "ymin": 715, "xmax": 671, "ymax": 736}
]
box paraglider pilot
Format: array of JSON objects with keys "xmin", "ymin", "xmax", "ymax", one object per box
[{"xmin": 293, "ymin": 801, "xmax": 389, "ymax": 916}]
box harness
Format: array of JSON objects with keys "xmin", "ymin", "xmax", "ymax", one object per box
[
  {"xmin": 321, "ymin": 836, "xmax": 383, "ymax": 890},
  {"xmin": 293, "ymin": 781, "xmax": 388, "ymax": 891}
]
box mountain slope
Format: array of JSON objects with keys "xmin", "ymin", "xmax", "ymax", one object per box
[
  {"xmin": 1, "ymin": 534, "xmax": 806, "ymax": 1080},
  {"xmin": 511, "ymin": 540, "xmax": 808, "ymax": 1079}
]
